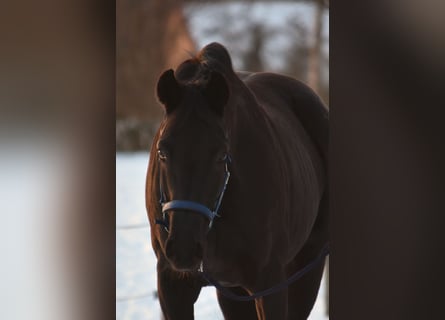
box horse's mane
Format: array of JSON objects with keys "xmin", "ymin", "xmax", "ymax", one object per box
[{"xmin": 174, "ymin": 42, "xmax": 235, "ymax": 85}]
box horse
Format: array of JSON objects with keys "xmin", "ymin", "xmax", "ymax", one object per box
[{"xmin": 146, "ymin": 42, "xmax": 329, "ymax": 320}]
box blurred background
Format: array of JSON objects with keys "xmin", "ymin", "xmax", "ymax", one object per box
[
  {"xmin": 116, "ymin": 0, "xmax": 329, "ymax": 151},
  {"xmin": 116, "ymin": 1, "xmax": 329, "ymax": 319},
  {"xmin": 2, "ymin": 0, "xmax": 444, "ymax": 319}
]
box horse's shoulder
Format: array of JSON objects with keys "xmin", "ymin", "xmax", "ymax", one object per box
[
  {"xmin": 247, "ymin": 72, "xmax": 327, "ymax": 116},
  {"xmin": 241, "ymin": 72, "xmax": 329, "ymax": 165},
  {"xmin": 235, "ymin": 71, "xmax": 255, "ymax": 81}
]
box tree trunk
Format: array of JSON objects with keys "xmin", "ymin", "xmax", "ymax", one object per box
[
  {"xmin": 116, "ymin": 0, "xmax": 195, "ymax": 150},
  {"xmin": 307, "ymin": 0, "xmax": 324, "ymax": 93}
]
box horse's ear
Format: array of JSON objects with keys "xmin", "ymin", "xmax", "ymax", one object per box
[
  {"xmin": 203, "ymin": 71, "xmax": 229, "ymax": 116},
  {"xmin": 156, "ymin": 69, "xmax": 182, "ymax": 114}
]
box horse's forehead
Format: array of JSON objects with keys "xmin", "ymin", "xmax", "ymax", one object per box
[{"xmin": 161, "ymin": 116, "xmax": 223, "ymax": 147}]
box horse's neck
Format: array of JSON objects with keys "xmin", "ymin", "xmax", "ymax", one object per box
[{"xmin": 224, "ymin": 79, "xmax": 264, "ymax": 131}]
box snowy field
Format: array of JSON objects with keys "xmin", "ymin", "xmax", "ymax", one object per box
[{"xmin": 116, "ymin": 152, "xmax": 328, "ymax": 319}]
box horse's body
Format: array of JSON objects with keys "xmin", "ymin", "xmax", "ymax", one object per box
[{"xmin": 146, "ymin": 43, "xmax": 328, "ymax": 320}]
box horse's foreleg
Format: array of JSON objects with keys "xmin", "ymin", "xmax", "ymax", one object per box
[
  {"xmin": 254, "ymin": 290, "xmax": 288, "ymax": 320},
  {"xmin": 216, "ymin": 286, "xmax": 258, "ymax": 320},
  {"xmin": 157, "ymin": 261, "xmax": 202, "ymax": 320},
  {"xmin": 288, "ymin": 189, "xmax": 329, "ymax": 319},
  {"xmin": 254, "ymin": 291, "xmax": 288, "ymax": 320},
  {"xmin": 287, "ymin": 259, "xmax": 325, "ymax": 320},
  {"xmin": 248, "ymin": 266, "xmax": 289, "ymax": 320}
]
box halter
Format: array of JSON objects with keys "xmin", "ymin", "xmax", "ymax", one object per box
[{"xmin": 155, "ymin": 155, "xmax": 231, "ymax": 232}]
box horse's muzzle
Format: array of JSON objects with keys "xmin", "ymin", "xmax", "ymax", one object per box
[{"xmin": 165, "ymin": 236, "xmax": 204, "ymax": 272}]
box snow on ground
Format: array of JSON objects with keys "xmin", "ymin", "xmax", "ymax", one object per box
[{"xmin": 116, "ymin": 152, "xmax": 328, "ymax": 319}]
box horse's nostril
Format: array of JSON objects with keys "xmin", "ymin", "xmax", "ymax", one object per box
[
  {"xmin": 165, "ymin": 240, "xmax": 175, "ymax": 259},
  {"xmin": 165, "ymin": 240, "xmax": 204, "ymax": 259}
]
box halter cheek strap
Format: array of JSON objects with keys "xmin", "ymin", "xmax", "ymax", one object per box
[{"xmin": 155, "ymin": 155, "xmax": 231, "ymax": 232}]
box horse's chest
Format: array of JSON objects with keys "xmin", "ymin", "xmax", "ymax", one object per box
[
  {"xmin": 202, "ymin": 254, "xmax": 244, "ymax": 287},
  {"xmin": 202, "ymin": 227, "xmax": 274, "ymax": 286}
]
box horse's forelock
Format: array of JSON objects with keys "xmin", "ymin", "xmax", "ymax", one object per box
[
  {"xmin": 175, "ymin": 43, "xmax": 234, "ymax": 85},
  {"xmin": 175, "ymin": 58, "xmax": 201, "ymax": 83},
  {"xmin": 159, "ymin": 87, "xmax": 227, "ymax": 144}
]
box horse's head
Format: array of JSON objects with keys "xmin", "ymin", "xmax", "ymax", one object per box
[{"xmin": 154, "ymin": 67, "xmax": 230, "ymax": 272}]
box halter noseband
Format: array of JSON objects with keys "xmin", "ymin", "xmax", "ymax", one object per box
[{"xmin": 155, "ymin": 155, "xmax": 231, "ymax": 232}]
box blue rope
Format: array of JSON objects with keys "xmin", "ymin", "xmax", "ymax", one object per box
[{"xmin": 201, "ymin": 244, "xmax": 329, "ymax": 302}]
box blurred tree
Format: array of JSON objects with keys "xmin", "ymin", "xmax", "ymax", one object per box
[
  {"xmin": 283, "ymin": 19, "xmax": 309, "ymax": 81},
  {"xmin": 307, "ymin": 0, "xmax": 326, "ymax": 94},
  {"xmin": 116, "ymin": 0, "xmax": 195, "ymax": 150},
  {"xmin": 243, "ymin": 24, "xmax": 265, "ymax": 71},
  {"xmin": 116, "ymin": 0, "xmax": 329, "ymax": 149}
]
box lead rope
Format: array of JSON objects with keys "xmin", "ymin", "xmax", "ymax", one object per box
[{"xmin": 200, "ymin": 243, "xmax": 329, "ymax": 302}]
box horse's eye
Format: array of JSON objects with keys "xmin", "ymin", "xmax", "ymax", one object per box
[
  {"xmin": 157, "ymin": 149, "xmax": 167, "ymax": 161},
  {"xmin": 218, "ymin": 153, "xmax": 228, "ymax": 162}
]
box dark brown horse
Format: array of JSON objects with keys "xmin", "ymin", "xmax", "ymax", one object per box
[{"xmin": 146, "ymin": 43, "xmax": 328, "ymax": 320}]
